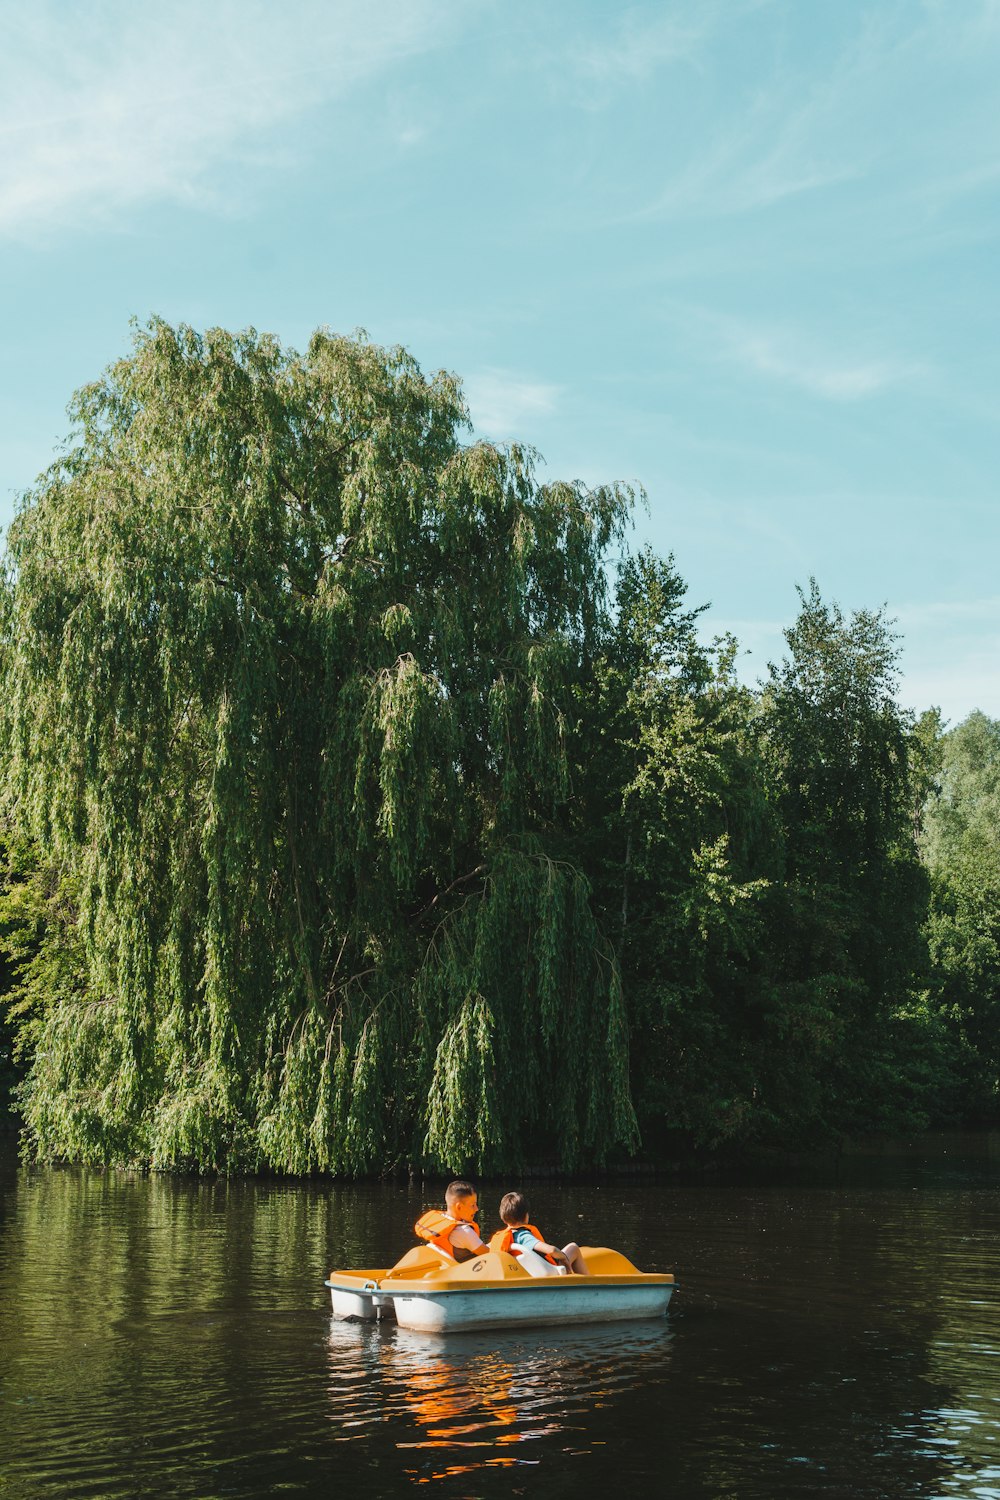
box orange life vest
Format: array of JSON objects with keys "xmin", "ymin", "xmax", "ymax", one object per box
[
  {"xmin": 414, "ymin": 1209, "xmax": 481, "ymax": 1262},
  {"xmin": 488, "ymin": 1223, "xmax": 558, "ymax": 1265}
]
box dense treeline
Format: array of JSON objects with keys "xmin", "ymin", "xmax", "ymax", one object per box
[{"xmin": 0, "ymin": 322, "xmax": 995, "ymax": 1173}]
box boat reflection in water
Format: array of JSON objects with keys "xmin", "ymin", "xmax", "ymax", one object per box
[{"xmin": 325, "ymin": 1316, "xmax": 672, "ymax": 1484}]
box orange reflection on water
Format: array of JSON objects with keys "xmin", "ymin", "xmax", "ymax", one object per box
[
  {"xmin": 325, "ymin": 1310, "xmax": 672, "ymax": 1486},
  {"xmin": 391, "ymin": 1335, "xmax": 538, "ymax": 1468},
  {"xmin": 325, "ymin": 1320, "xmax": 559, "ymax": 1481}
]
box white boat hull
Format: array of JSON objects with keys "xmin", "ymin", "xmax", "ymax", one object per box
[
  {"xmin": 390, "ymin": 1282, "xmax": 673, "ymax": 1332},
  {"xmin": 329, "ymin": 1287, "xmax": 379, "ymax": 1320}
]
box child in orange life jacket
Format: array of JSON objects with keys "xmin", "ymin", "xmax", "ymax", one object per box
[
  {"xmin": 414, "ymin": 1180, "xmax": 488, "ymax": 1263},
  {"xmin": 491, "ymin": 1191, "xmax": 590, "ymax": 1277}
]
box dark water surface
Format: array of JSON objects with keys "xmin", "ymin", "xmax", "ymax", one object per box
[{"xmin": 2, "ymin": 1140, "xmax": 1000, "ymax": 1498}]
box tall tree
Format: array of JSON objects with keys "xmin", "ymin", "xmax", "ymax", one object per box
[
  {"xmin": 0, "ymin": 319, "xmax": 637, "ymax": 1174},
  {"xmin": 575, "ymin": 549, "xmax": 770, "ymax": 1149},
  {"xmin": 755, "ymin": 582, "xmax": 930, "ymax": 1140}
]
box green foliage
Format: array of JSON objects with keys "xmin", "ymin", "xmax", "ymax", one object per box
[
  {"xmin": 752, "ymin": 583, "xmax": 932, "ymax": 1141},
  {"xmin": 0, "ymin": 319, "xmax": 634, "ymax": 1173},
  {"xmin": 578, "ymin": 570, "xmax": 935, "ymax": 1153},
  {"xmin": 920, "ymin": 711, "xmax": 1000, "ymax": 1119},
  {"xmin": 0, "ymin": 836, "xmax": 97, "ymax": 1138},
  {"xmin": 574, "ymin": 549, "xmax": 772, "ymax": 1146},
  {"xmin": 0, "ymin": 318, "xmax": 990, "ymax": 1175}
]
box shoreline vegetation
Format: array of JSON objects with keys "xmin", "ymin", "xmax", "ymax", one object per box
[{"xmin": 0, "ymin": 320, "xmax": 997, "ymax": 1178}]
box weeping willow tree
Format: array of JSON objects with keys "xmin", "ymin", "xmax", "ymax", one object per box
[{"xmin": 0, "ymin": 319, "xmax": 638, "ymax": 1174}]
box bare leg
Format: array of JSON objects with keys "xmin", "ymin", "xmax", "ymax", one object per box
[{"xmin": 561, "ymin": 1242, "xmax": 590, "ymax": 1275}]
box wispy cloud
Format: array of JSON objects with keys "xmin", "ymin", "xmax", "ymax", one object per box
[
  {"xmin": 463, "ymin": 369, "xmax": 560, "ymax": 440},
  {"xmin": 725, "ymin": 326, "xmax": 920, "ymax": 401},
  {"xmin": 885, "ymin": 595, "xmax": 1000, "ymax": 720},
  {"xmin": 626, "ymin": 42, "xmax": 869, "ymax": 223},
  {"xmin": 0, "ymin": 1, "xmax": 460, "ymax": 240},
  {"xmin": 679, "ymin": 306, "xmax": 922, "ymax": 401},
  {"xmin": 705, "ymin": 605, "xmax": 1000, "ymax": 722},
  {"xmin": 892, "ymin": 596, "xmax": 1000, "ymax": 629},
  {"xmin": 898, "ymin": 657, "xmax": 1000, "ymax": 723},
  {"xmin": 625, "ymin": 0, "xmax": 1000, "ymax": 228},
  {"xmin": 569, "ymin": 5, "xmax": 724, "ymax": 86},
  {"xmin": 633, "ymin": 112, "xmax": 861, "ymax": 224}
]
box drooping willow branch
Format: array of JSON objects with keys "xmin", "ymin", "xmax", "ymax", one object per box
[{"xmin": 0, "ymin": 318, "xmax": 636, "ymax": 1176}]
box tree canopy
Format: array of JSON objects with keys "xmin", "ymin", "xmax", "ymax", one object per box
[
  {"xmin": 0, "ymin": 320, "xmax": 636, "ymax": 1173},
  {"xmin": 0, "ymin": 319, "xmax": 994, "ymax": 1174}
]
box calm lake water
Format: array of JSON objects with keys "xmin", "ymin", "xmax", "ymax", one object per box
[{"xmin": 2, "ymin": 1138, "xmax": 1000, "ymax": 1499}]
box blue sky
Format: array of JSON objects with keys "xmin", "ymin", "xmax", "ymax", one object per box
[{"xmin": 2, "ymin": 0, "xmax": 998, "ymax": 723}]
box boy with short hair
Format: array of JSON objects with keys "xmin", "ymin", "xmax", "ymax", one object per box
[
  {"xmin": 492, "ymin": 1191, "xmax": 590, "ymax": 1276},
  {"xmin": 414, "ymin": 1179, "xmax": 488, "ymax": 1263}
]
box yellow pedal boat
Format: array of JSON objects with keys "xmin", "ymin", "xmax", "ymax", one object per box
[{"xmin": 325, "ymin": 1244, "xmax": 675, "ymax": 1332}]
